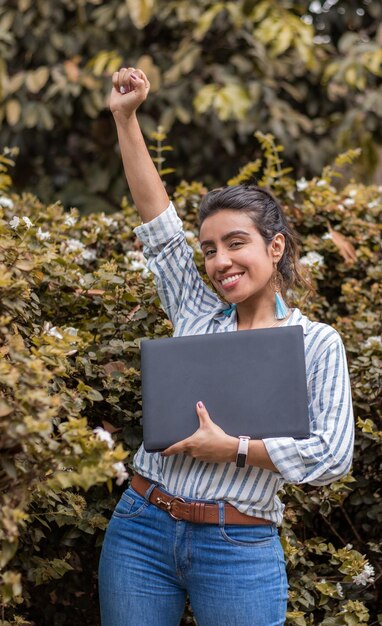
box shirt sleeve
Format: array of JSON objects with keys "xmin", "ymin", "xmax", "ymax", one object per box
[
  {"xmin": 263, "ymin": 331, "xmax": 354, "ymax": 485},
  {"xmin": 134, "ymin": 202, "xmax": 221, "ymax": 326}
]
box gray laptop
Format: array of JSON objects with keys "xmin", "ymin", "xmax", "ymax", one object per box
[{"xmin": 141, "ymin": 325, "xmax": 309, "ymax": 452}]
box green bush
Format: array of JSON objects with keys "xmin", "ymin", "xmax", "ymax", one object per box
[{"xmin": 0, "ymin": 136, "xmax": 381, "ymax": 625}]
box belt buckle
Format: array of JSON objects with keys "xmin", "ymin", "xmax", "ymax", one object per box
[{"xmin": 155, "ymin": 495, "xmax": 186, "ymax": 520}]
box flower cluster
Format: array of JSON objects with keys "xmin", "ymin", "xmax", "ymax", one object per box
[
  {"xmin": 125, "ymin": 250, "xmax": 149, "ymax": 277},
  {"xmin": 300, "ymin": 251, "xmax": 324, "ymax": 268},
  {"xmin": 352, "ymin": 562, "xmax": 375, "ymax": 586},
  {"xmin": 9, "ymin": 215, "xmax": 33, "ymax": 230},
  {"xmin": 60, "ymin": 238, "xmax": 97, "ymax": 264},
  {"xmin": 64, "ymin": 214, "xmax": 77, "ymax": 227},
  {"xmin": 36, "ymin": 227, "xmax": 51, "ymax": 241},
  {"xmin": 93, "ymin": 428, "xmax": 128, "ymax": 485},
  {"xmin": 0, "ymin": 196, "xmax": 14, "ymax": 209}
]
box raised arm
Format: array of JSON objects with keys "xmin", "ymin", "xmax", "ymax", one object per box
[{"xmin": 110, "ymin": 67, "xmax": 169, "ymax": 222}]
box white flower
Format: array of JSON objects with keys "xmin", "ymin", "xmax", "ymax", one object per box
[
  {"xmin": 81, "ymin": 248, "xmax": 97, "ymax": 262},
  {"xmin": 47, "ymin": 326, "xmax": 63, "ymax": 340},
  {"xmin": 345, "ymin": 544, "xmax": 353, "ymax": 550},
  {"xmin": 43, "ymin": 322, "xmax": 63, "ymax": 340},
  {"xmin": 321, "ymin": 232, "xmax": 333, "ymax": 241},
  {"xmin": 126, "ymin": 251, "xmax": 150, "ymax": 277},
  {"xmin": 348, "ymin": 189, "xmax": 357, "ymax": 197},
  {"xmin": 309, "ymin": 1, "xmax": 322, "ymax": 14},
  {"xmin": 62, "ymin": 238, "xmax": 85, "ymax": 254},
  {"xmin": 94, "ymin": 427, "xmax": 114, "ymax": 450},
  {"xmin": 113, "ymin": 462, "xmax": 129, "ymax": 486},
  {"xmin": 9, "ymin": 216, "xmax": 20, "ymax": 229},
  {"xmin": 184, "ymin": 230, "xmax": 196, "ymax": 242},
  {"xmin": 22, "ymin": 216, "xmax": 33, "ymax": 229},
  {"xmin": 300, "ymin": 251, "xmax": 324, "ymax": 268},
  {"xmin": 343, "ymin": 198, "xmax": 355, "ymax": 207},
  {"xmin": 364, "ymin": 336, "xmax": 382, "ymax": 349},
  {"xmin": 64, "ymin": 327, "xmax": 78, "ymax": 336},
  {"xmin": 296, "ymin": 177, "xmax": 309, "ymax": 191},
  {"xmin": 336, "ymin": 583, "xmax": 344, "ymax": 598},
  {"xmin": 64, "ymin": 215, "xmax": 77, "ymax": 226},
  {"xmin": 316, "ymin": 179, "xmax": 327, "ymax": 187},
  {"xmin": 367, "ymin": 200, "xmax": 379, "ymax": 209},
  {"xmin": 101, "ymin": 215, "xmax": 118, "ymax": 229},
  {"xmin": 352, "ymin": 562, "xmax": 375, "ymax": 586},
  {"xmin": 0, "ymin": 196, "xmax": 14, "ymax": 209},
  {"xmin": 61, "ymin": 238, "xmax": 96, "ymax": 263},
  {"xmin": 338, "ymin": 204, "xmax": 345, "ymax": 211},
  {"xmin": 36, "ymin": 227, "xmax": 51, "ymax": 241}
]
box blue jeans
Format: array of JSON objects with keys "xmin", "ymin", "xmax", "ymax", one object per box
[{"xmin": 99, "ymin": 484, "xmax": 288, "ymax": 626}]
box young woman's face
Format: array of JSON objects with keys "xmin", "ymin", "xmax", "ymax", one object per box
[{"xmin": 199, "ymin": 209, "xmax": 285, "ymax": 306}]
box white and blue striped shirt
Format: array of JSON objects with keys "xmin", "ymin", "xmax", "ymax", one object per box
[{"xmin": 133, "ymin": 203, "xmax": 354, "ymax": 525}]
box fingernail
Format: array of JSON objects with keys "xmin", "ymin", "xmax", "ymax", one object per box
[
  {"xmin": 131, "ymin": 73, "xmax": 137, "ymax": 80},
  {"xmin": 120, "ymin": 86, "xmax": 126, "ymax": 94},
  {"xmin": 197, "ymin": 401, "xmax": 204, "ymax": 409}
]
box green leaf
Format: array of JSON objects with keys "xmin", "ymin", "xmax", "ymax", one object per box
[{"xmin": 126, "ymin": 0, "xmax": 156, "ymax": 29}]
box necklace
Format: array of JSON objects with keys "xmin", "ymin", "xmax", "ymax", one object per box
[
  {"xmin": 268, "ymin": 316, "xmax": 288, "ymax": 328},
  {"xmin": 238, "ymin": 310, "xmax": 291, "ymax": 331}
]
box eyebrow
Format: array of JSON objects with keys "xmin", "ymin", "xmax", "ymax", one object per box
[{"xmin": 200, "ymin": 230, "xmax": 251, "ymax": 249}]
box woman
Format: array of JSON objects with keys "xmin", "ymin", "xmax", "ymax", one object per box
[{"xmin": 98, "ymin": 67, "xmax": 354, "ymax": 626}]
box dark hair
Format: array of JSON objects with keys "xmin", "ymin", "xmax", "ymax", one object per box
[{"xmin": 199, "ymin": 184, "xmax": 311, "ymax": 296}]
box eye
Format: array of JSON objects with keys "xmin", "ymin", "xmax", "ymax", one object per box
[
  {"xmin": 229, "ymin": 240, "xmax": 244, "ymax": 249},
  {"xmin": 203, "ymin": 248, "xmax": 216, "ymax": 258}
]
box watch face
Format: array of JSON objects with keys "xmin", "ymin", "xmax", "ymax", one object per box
[{"xmin": 236, "ymin": 453, "xmax": 246, "ymax": 468}]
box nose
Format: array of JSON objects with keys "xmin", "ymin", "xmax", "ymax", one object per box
[{"xmin": 214, "ymin": 248, "xmax": 233, "ymax": 272}]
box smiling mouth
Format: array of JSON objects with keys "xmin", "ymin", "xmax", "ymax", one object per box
[{"xmin": 219, "ymin": 273, "xmax": 244, "ymax": 289}]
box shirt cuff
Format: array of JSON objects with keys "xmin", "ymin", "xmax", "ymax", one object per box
[
  {"xmin": 133, "ymin": 202, "xmax": 183, "ymax": 251},
  {"xmin": 263, "ymin": 437, "xmax": 306, "ymax": 484}
]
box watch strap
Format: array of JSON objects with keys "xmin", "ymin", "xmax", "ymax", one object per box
[{"xmin": 236, "ymin": 436, "xmax": 250, "ymax": 468}]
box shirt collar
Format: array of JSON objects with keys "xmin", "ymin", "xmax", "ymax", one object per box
[
  {"xmin": 283, "ymin": 307, "xmax": 309, "ymax": 334},
  {"xmin": 215, "ymin": 305, "xmax": 309, "ymax": 334}
]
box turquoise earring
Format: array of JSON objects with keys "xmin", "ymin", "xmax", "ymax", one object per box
[
  {"xmin": 272, "ymin": 266, "xmax": 289, "ymax": 320},
  {"xmin": 275, "ymin": 291, "xmax": 289, "ymax": 319}
]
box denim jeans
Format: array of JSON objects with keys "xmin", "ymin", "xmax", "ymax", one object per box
[{"xmin": 98, "ymin": 483, "xmax": 288, "ymax": 626}]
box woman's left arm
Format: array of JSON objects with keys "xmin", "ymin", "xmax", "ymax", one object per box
[{"xmin": 263, "ymin": 332, "xmax": 354, "ymax": 485}]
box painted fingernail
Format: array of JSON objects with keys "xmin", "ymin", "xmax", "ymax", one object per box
[
  {"xmin": 131, "ymin": 73, "xmax": 138, "ymax": 80},
  {"xmin": 197, "ymin": 401, "xmax": 204, "ymax": 409},
  {"xmin": 120, "ymin": 85, "xmax": 126, "ymax": 94}
]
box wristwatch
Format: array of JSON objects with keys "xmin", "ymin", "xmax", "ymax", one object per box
[{"xmin": 236, "ymin": 436, "xmax": 251, "ymax": 468}]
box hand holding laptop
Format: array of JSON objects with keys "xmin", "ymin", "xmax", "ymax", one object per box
[
  {"xmin": 161, "ymin": 399, "xmax": 279, "ymax": 471},
  {"xmin": 161, "ymin": 400, "xmax": 237, "ymax": 462}
]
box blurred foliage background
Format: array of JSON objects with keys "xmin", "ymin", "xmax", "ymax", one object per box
[
  {"xmin": 1, "ymin": 0, "xmax": 382, "ymax": 212},
  {"xmin": 0, "ymin": 0, "xmax": 382, "ymax": 625}
]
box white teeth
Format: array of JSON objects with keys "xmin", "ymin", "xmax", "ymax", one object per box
[{"xmin": 221, "ymin": 274, "xmax": 242, "ymax": 286}]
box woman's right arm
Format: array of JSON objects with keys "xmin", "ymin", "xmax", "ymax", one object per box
[
  {"xmin": 110, "ymin": 67, "xmax": 169, "ymax": 223},
  {"xmin": 111, "ymin": 66, "xmax": 222, "ymax": 326}
]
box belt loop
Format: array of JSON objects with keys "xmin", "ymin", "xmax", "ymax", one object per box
[
  {"xmin": 144, "ymin": 482, "xmax": 156, "ymax": 501},
  {"xmin": 218, "ymin": 501, "xmax": 225, "ymax": 527}
]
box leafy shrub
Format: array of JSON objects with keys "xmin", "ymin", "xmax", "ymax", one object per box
[{"xmin": 0, "ymin": 136, "xmax": 381, "ymax": 625}]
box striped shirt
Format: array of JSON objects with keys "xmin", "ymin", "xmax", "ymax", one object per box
[{"xmin": 133, "ymin": 203, "xmax": 354, "ymax": 525}]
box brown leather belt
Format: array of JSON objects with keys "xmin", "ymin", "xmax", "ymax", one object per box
[{"xmin": 131, "ymin": 474, "xmax": 273, "ymax": 526}]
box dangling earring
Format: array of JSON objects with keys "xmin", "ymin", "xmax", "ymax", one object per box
[{"xmin": 272, "ymin": 266, "xmax": 289, "ymax": 320}]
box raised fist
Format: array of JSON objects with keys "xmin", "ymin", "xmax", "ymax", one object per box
[{"xmin": 110, "ymin": 67, "xmax": 150, "ymax": 118}]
